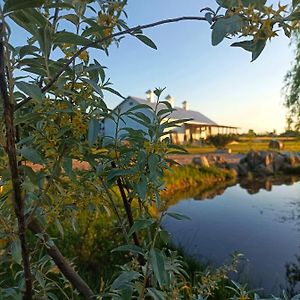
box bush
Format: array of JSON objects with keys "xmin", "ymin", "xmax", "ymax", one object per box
[{"xmin": 206, "ymin": 134, "xmax": 237, "ymax": 149}]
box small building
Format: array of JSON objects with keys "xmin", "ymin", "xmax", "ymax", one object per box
[{"xmin": 101, "ymin": 91, "xmax": 238, "ymax": 144}]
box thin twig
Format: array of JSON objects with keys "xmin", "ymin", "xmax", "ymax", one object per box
[{"xmin": 99, "ymin": 179, "xmax": 129, "ymax": 243}]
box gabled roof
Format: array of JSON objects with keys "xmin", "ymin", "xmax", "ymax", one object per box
[{"xmin": 128, "ymin": 96, "xmax": 218, "ymax": 126}]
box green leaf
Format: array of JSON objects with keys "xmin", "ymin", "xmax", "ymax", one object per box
[
  {"xmin": 287, "ymin": 10, "xmax": 300, "ymax": 21},
  {"xmin": 231, "ymin": 39, "xmax": 266, "ymax": 61},
  {"xmin": 158, "ymin": 230, "xmax": 171, "ymax": 245},
  {"xmin": 11, "ymin": 239, "xmax": 22, "ymax": 265},
  {"xmin": 166, "ymin": 212, "xmax": 190, "ymax": 220},
  {"xmin": 111, "ymin": 271, "xmax": 141, "ymax": 290},
  {"xmin": 216, "ymin": 0, "xmax": 239, "ymax": 7},
  {"xmin": 45, "ymin": 2, "xmax": 74, "ymax": 9},
  {"xmin": 36, "ymin": 24, "xmax": 52, "ymax": 57},
  {"xmin": 150, "ymin": 248, "xmax": 166, "ymax": 288},
  {"xmin": 231, "ymin": 40, "xmax": 255, "ymax": 52},
  {"xmin": 136, "ymin": 34, "xmax": 157, "ymax": 50},
  {"xmin": 19, "ymin": 45, "xmax": 40, "ymax": 58},
  {"xmin": 48, "ymin": 293, "xmax": 59, "ymax": 300},
  {"xmin": 35, "ymin": 270, "xmax": 45, "ymax": 288},
  {"xmin": 88, "ymin": 118, "xmax": 100, "ymax": 147},
  {"xmin": 205, "ymin": 12, "xmax": 213, "ymax": 24},
  {"xmin": 127, "ymin": 218, "xmax": 154, "ymax": 238},
  {"xmin": 82, "ymin": 23, "xmax": 104, "ymax": 37},
  {"xmin": 148, "ymin": 154, "xmax": 159, "ymax": 177},
  {"xmin": 146, "ymin": 288, "xmax": 167, "ymax": 300},
  {"xmin": 217, "ymin": 0, "xmax": 266, "ymax": 8},
  {"xmin": 10, "ymin": 9, "xmax": 38, "ymax": 36},
  {"xmin": 251, "ymin": 39, "xmax": 266, "ymax": 62},
  {"xmin": 293, "ymin": 0, "xmax": 300, "ymax": 7},
  {"xmin": 134, "ymin": 112, "xmax": 152, "ymax": 123},
  {"xmin": 107, "ymin": 167, "xmax": 137, "ymax": 181},
  {"xmin": 54, "ymin": 31, "xmax": 92, "ymax": 46},
  {"xmin": 102, "ymin": 86, "xmax": 125, "ymax": 99},
  {"xmin": 136, "ymin": 174, "xmax": 147, "ymax": 200},
  {"xmin": 157, "ymin": 108, "xmax": 174, "ymax": 117},
  {"xmin": 212, "ymin": 15, "xmax": 244, "ymax": 46},
  {"xmin": 112, "ymin": 245, "xmax": 145, "ymax": 256},
  {"xmin": 81, "ymin": 78, "xmax": 103, "ymax": 96},
  {"xmin": 55, "ymin": 218, "xmax": 64, "ymax": 238},
  {"xmin": 63, "ymin": 14, "xmax": 80, "ymax": 26},
  {"xmin": 16, "ymin": 82, "xmax": 43, "ymax": 102},
  {"xmin": 4, "ymin": 0, "xmax": 44, "ymax": 13},
  {"xmin": 121, "ymin": 289, "xmax": 133, "ymax": 300},
  {"xmin": 19, "ymin": 147, "xmax": 43, "ymax": 164}
]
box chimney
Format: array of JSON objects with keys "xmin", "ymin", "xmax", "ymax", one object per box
[
  {"xmin": 146, "ymin": 89, "xmax": 155, "ymax": 103},
  {"xmin": 182, "ymin": 100, "xmax": 189, "ymax": 110},
  {"xmin": 165, "ymin": 95, "xmax": 174, "ymax": 107}
]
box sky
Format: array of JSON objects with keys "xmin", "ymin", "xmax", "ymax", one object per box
[
  {"xmin": 99, "ymin": 0, "xmax": 294, "ymax": 134},
  {"xmin": 6, "ymin": 0, "xmax": 295, "ymax": 134}
]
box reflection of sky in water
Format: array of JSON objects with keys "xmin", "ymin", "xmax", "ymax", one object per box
[{"xmin": 162, "ymin": 182, "xmax": 300, "ymax": 295}]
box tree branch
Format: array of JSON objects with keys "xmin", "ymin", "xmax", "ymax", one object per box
[
  {"xmin": 28, "ymin": 219, "xmax": 95, "ymax": 299},
  {"xmin": 0, "ymin": 23, "xmax": 33, "ymax": 299},
  {"xmin": 15, "ymin": 15, "xmax": 209, "ymax": 110}
]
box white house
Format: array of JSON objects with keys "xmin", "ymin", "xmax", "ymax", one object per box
[{"xmin": 101, "ymin": 91, "xmax": 238, "ymax": 144}]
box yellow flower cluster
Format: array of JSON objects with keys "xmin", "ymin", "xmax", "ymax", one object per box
[
  {"xmin": 78, "ymin": 50, "xmax": 89, "ymax": 62},
  {"xmin": 72, "ymin": 110, "xmax": 88, "ymax": 138},
  {"xmin": 32, "ymin": 97, "xmax": 89, "ymax": 160},
  {"xmin": 95, "ymin": 1, "xmax": 126, "ymax": 45},
  {"xmin": 61, "ymin": 44, "xmax": 89, "ymax": 62},
  {"xmin": 228, "ymin": 2, "xmax": 290, "ymax": 41}
]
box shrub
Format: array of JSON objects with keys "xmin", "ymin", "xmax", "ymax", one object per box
[{"xmin": 207, "ymin": 134, "xmax": 237, "ymax": 149}]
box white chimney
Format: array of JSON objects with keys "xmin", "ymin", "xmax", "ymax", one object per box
[
  {"xmin": 182, "ymin": 100, "xmax": 189, "ymax": 110},
  {"xmin": 146, "ymin": 89, "xmax": 155, "ymax": 103},
  {"xmin": 165, "ymin": 95, "xmax": 174, "ymax": 107}
]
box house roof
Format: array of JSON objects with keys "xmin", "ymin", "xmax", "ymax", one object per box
[{"xmin": 128, "ymin": 96, "xmax": 218, "ymax": 126}]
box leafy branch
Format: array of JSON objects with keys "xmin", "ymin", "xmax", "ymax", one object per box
[{"xmin": 15, "ymin": 15, "xmax": 212, "ymax": 110}]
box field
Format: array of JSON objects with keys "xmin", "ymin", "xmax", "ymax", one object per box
[{"xmin": 186, "ymin": 136, "xmax": 300, "ymax": 154}]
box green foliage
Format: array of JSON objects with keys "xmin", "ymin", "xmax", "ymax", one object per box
[
  {"xmin": 284, "ymin": 32, "xmax": 300, "ymax": 131},
  {"xmin": 212, "ymin": 15, "xmax": 245, "ymax": 46},
  {"xmin": 0, "ymin": 0, "xmax": 299, "ymax": 299},
  {"xmin": 210, "ymin": 0, "xmax": 297, "ymax": 61}
]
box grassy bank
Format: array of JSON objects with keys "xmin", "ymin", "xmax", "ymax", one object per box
[{"xmin": 162, "ymin": 165, "xmax": 237, "ymax": 205}]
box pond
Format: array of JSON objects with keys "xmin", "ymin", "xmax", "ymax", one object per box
[{"xmin": 162, "ymin": 176, "xmax": 300, "ymax": 295}]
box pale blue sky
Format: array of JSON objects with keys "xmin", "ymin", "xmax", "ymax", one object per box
[
  {"xmin": 6, "ymin": 0, "xmax": 294, "ymax": 133},
  {"xmin": 100, "ymin": 0, "xmax": 294, "ymax": 134}
]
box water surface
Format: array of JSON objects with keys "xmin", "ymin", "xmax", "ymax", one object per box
[{"xmin": 163, "ymin": 178, "xmax": 300, "ymax": 295}]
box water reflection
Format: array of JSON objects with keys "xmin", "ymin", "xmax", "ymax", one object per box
[
  {"xmin": 239, "ymin": 176, "xmax": 300, "ymax": 195},
  {"xmin": 163, "ymin": 176, "xmax": 300, "ymax": 296},
  {"xmin": 286, "ymin": 252, "xmax": 300, "ymax": 296}
]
